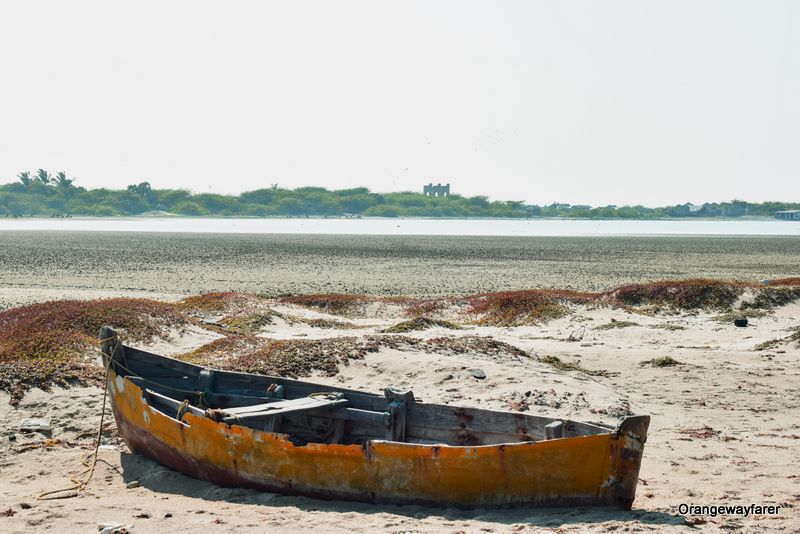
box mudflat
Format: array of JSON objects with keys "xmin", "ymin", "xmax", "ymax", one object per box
[{"xmin": 1, "ymin": 231, "xmax": 799, "ymax": 306}]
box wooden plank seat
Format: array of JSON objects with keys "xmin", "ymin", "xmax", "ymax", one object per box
[{"xmin": 216, "ymin": 394, "xmax": 350, "ymax": 423}]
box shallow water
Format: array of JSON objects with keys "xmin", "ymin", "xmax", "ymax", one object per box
[{"xmin": 1, "ymin": 217, "xmax": 798, "ymax": 236}]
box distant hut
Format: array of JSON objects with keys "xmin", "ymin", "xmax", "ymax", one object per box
[{"xmin": 774, "ymin": 210, "xmax": 800, "ymax": 221}]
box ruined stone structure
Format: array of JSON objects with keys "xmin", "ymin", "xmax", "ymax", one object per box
[{"xmin": 423, "ymin": 183, "xmax": 450, "ymax": 197}]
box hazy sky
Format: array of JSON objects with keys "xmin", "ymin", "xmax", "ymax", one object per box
[{"xmin": 1, "ymin": 1, "xmax": 798, "ymax": 206}]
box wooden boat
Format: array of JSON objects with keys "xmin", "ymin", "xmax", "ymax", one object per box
[{"xmin": 99, "ymin": 326, "xmax": 650, "ymax": 509}]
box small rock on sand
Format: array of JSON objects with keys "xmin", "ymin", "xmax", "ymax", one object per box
[{"xmin": 19, "ymin": 418, "xmax": 51, "ymax": 434}]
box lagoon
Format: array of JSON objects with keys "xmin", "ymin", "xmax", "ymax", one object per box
[{"xmin": 0, "ymin": 217, "xmax": 799, "ymax": 237}]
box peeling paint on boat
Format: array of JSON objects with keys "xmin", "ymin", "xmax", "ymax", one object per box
[{"xmin": 624, "ymin": 436, "xmax": 643, "ymax": 452}]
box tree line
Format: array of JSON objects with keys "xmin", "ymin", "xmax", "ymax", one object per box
[{"xmin": 1, "ymin": 171, "xmax": 797, "ymax": 218}]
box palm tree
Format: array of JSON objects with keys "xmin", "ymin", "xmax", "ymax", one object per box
[
  {"xmin": 36, "ymin": 169, "xmax": 51, "ymax": 185},
  {"xmin": 17, "ymin": 171, "xmax": 32, "ymax": 189},
  {"xmin": 55, "ymin": 171, "xmax": 73, "ymax": 189}
]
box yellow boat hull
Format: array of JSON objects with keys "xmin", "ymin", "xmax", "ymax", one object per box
[{"xmin": 108, "ymin": 369, "xmax": 649, "ymax": 508}]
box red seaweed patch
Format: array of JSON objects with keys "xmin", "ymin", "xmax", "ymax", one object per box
[
  {"xmin": 767, "ymin": 277, "xmax": 800, "ymax": 287},
  {"xmin": 403, "ymin": 297, "xmax": 457, "ymax": 317},
  {"xmin": 603, "ymin": 279, "xmax": 751, "ymax": 310},
  {"xmin": 0, "ymin": 298, "xmax": 190, "ymax": 404}
]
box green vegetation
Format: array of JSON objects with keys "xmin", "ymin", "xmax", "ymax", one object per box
[
  {"xmin": 741, "ymin": 287, "xmax": 800, "ymax": 310},
  {"xmin": 713, "ymin": 309, "xmax": 771, "ymax": 323},
  {"xmin": 301, "ymin": 318, "xmax": 362, "ymax": 330},
  {"xmin": 280, "ymin": 293, "xmax": 366, "ymax": 315},
  {"xmin": 595, "ymin": 320, "xmax": 639, "ymax": 330},
  {"xmin": 381, "ymin": 317, "xmax": 462, "ymax": 333},
  {"xmin": 177, "ymin": 336, "xmax": 365, "ymax": 377},
  {"xmin": 753, "ymin": 327, "xmax": 800, "ymax": 352},
  {"xmin": 465, "ymin": 289, "xmax": 593, "ymax": 326},
  {"xmin": 178, "ymin": 291, "xmax": 259, "ymax": 315},
  {"xmin": 2, "ymin": 172, "xmax": 798, "ymax": 218},
  {"xmin": 219, "ymin": 312, "xmax": 280, "ymax": 335},
  {"xmin": 640, "ymin": 356, "xmax": 683, "ymax": 367},
  {"xmin": 538, "ymin": 355, "xmax": 609, "ymax": 377},
  {"xmin": 652, "ymin": 323, "xmax": 686, "ymax": 331},
  {"xmin": 0, "ymin": 175, "xmax": 528, "ymax": 218}
]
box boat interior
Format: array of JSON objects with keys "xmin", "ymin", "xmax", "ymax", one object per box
[{"xmin": 105, "ymin": 339, "xmax": 614, "ymax": 447}]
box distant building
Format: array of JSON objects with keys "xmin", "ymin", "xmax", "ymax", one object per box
[
  {"xmin": 423, "ymin": 183, "xmax": 450, "ymax": 197},
  {"xmin": 775, "ymin": 210, "xmax": 800, "ymax": 220},
  {"xmin": 687, "ymin": 203, "xmax": 703, "ymax": 213}
]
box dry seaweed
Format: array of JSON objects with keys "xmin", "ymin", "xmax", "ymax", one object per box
[
  {"xmin": 538, "ymin": 355, "xmax": 609, "ymax": 377},
  {"xmin": 279, "ymin": 294, "xmax": 371, "ymax": 316},
  {"xmin": 595, "ymin": 320, "xmax": 639, "ymax": 330},
  {"xmin": 381, "ymin": 317, "xmax": 462, "ymax": 333},
  {"xmin": 464, "ymin": 289, "xmax": 593, "ymax": 326},
  {"xmin": 640, "ymin": 356, "xmax": 683, "ymax": 367}
]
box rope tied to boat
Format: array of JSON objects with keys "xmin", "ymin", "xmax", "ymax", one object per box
[
  {"xmin": 36, "ymin": 334, "xmax": 119, "ymax": 501},
  {"xmin": 110, "ymin": 357, "xmax": 200, "ymax": 396}
]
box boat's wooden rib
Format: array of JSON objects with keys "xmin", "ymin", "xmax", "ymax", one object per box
[{"xmin": 100, "ymin": 326, "xmax": 650, "ymax": 509}]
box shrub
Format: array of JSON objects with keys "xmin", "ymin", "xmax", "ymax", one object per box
[
  {"xmin": 381, "ymin": 317, "xmax": 461, "ymax": 333},
  {"xmin": 178, "ymin": 292, "xmax": 255, "ymax": 314},
  {"xmin": 279, "ymin": 294, "xmax": 370, "ymax": 316},
  {"xmin": 0, "ymin": 298, "xmax": 189, "ymax": 404},
  {"xmin": 640, "ymin": 356, "xmax": 683, "ymax": 367},
  {"xmin": 465, "ymin": 289, "xmax": 594, "ymax": 326},
  {"xmin": 606, "ymin": 279, "xmax": 748, "ymax": 310}
]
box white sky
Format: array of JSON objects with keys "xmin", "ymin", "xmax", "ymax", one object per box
[{"xmin": 1, "ymin": 1, "xmax": 798, "ymax": 206}]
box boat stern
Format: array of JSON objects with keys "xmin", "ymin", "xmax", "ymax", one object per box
[{"xmin": 600, "ymin": 415, "xmax": 650, "ymax": 509}]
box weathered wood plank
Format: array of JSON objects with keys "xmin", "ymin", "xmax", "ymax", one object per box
[
  {"xmin": 545, "ymin": 421, "xmax": 563, "ymax": 439},
  {"xmin": 221, "ymin": 398, "xmax": 349, "ymax": 423},
  {"xmin": 384, "ymin": 388, "xmax": 413, "ymax": 441},
  {"xmin": 327, "ymin": 407, "xmax": 389, "ymax": 426},
  {"xmin": 223, "ymin": 396, "xmax": 342, "ymax": 416},
  {"xmin": 124, "ymin": 346, "xmax": 202, "ymax": 378},
  {"xmin": 406, "ymin": 403, "xmax": 607, "ymax": 441}
]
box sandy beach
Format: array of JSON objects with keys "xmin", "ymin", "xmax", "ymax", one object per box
[{"xmin": 1, "ymin": 233, "xmax": 799, "ymax": 533}]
